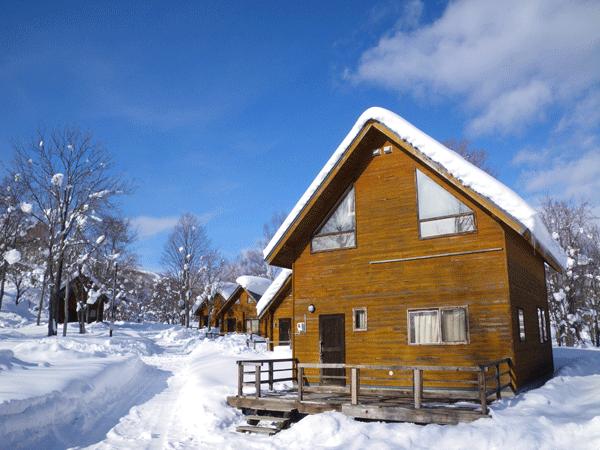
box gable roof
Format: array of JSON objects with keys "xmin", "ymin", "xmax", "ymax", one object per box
[
  {"xmin": 235, "ymin": 275, "xmax": 271, "ymax": 299},
  {"xmin": 256, "ymin": 269, "xmax": 292, "ymax": 319},
  {"xmin": 263, "ymin": 107, "xmax": 567, "ymax": 272},
  {"xmin": 192, "ymin": 281, "xmax": 240, "ymax": 315}
]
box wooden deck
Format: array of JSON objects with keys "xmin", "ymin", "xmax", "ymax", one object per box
[{"xmin": 228, "ymin": 357, "xmax": 514, "ymax": 426}]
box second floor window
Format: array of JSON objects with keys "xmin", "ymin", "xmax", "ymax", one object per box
[
  {"xmin": 416, "ymin": 169, "xmax": 476, "ymax": 238},
  {"xmin": 311, "ymin": 186, "xmax": 356, "ymax": 252}
]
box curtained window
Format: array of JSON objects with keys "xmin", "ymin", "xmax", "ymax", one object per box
[
  {"xmin": 537, "ymin": 307, "xmax": 549, "ymax": 343},
  {"xmin": 409, "ymin": 307, "xmax": 468, "ymax": 344},
  {"xmin": 311, "ymin": 186, "xmax": 356, "ymax": 252},
  {"xmin": 416, "ymin": 169, "xmax": 476, "ymax": 238},
  {"xmin": 245, "ymin": 319, "xmax": 260, "ymax": 334}
]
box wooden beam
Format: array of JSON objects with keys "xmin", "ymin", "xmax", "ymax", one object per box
[{"xmin": 370, "ymin": 247, "xmax": 503, "ymax": 265}]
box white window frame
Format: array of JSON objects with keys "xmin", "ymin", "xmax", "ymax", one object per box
[
  {"xmin": 407, "ymin": 306, "xmax": 469, "ymax": 345},
  {"xmin": 311, "ymin": 185, "xmax": 357, "ymax": 253},
  {"xmin": 352, "ymin": 307, "xmax": 367, "ymax": 331},
  {"xmin": 415, "ymin": 169, "xmax": 477, "ymax": 239}
]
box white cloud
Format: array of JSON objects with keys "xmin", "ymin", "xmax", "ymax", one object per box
[
  {"xmin": 131, "ymin": 212, "xmax": 218, "ymax": 239},
  {"xmin": 350, "ymin": 0, "xmax": 600, "ymax": 136},
  {"xmin": 131, "ymin": 216, "xmax": 179, "ymax": 238}
]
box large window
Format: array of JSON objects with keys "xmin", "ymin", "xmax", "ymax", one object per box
[
  {"xmin": 245, "ymin": 318, "xmax": 260, "ymax": 335},
  {"xmin": 311, "ymin": 186, "xmax": 356, "ymax": 252},
  {"xmin": 416, "ymin": 169, "xmax": 476, "ymax": 238},
  {"xmin": 408, "ymin": 307, "xmax": 468, "ymax": 344}
]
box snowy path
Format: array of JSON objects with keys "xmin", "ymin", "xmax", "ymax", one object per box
[{"xmin": 3, "ymin": 319, "xmax": 600, "ymax": 450}]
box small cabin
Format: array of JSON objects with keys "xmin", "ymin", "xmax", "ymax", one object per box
[
  {"xmin": 193, "ymin": 281, "xmax": 239, "ymax": 329},
  {"xmin": 256, "ymin": 269, "xmax": 293, "ymax": 348},
  {"xmin": 58, "ymin": 275, "xmax": 108, "ymax": 324},
  {"xmin": 228, "ymin": 107, "xmax": 567, "ymax": 428},
  {"xmin": 215, "ymin": 276, "xmax": 271, "ymax": 334}
]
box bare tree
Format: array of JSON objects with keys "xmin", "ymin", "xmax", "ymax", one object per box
[
  {"xmin": 12, "ymin": 128, "xmax": 127, "ymax": 335},
  {"xmin": 161, "ymin": 213, "xmax": 212, "ymax": 328},
  {"xmin": 443, "ymin": 139, "xmax": 496, "ymax": 176},
  {"xmin": 231, "ymin": 212, "xmax": 286, "ymax": 280}
]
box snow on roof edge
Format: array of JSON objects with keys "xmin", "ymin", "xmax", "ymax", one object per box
[
  {"xmin": 256, "ymin": 269, "xmax": 292, "ymax": 317},
  {"xmin": 235, "ymin": 275, "xmax": 272, "ymax": 297},
  {"xmin": 263, "ymin": 107, "xmax": 567, "ymax": 269}
]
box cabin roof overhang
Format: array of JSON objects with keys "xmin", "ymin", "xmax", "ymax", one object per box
[
  {"xmin": 257, "ymin": 275, "xmax": 292, "ymax": 320},
  {"xmin": 214, "ymin": 285, "xmax": 244, "ymax": 318},
  {"xmin": 264, "ymin": 112, "xmax": 566, "ymax": 273}
]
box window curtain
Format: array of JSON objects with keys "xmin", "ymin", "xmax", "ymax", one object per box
[
  {"xmin": 441, "ymin": 308, "xmax": 467, "ymax": 342},
  {"xmin": 410, "ymin": 310, "xmax": 439, "ymax": 344}
]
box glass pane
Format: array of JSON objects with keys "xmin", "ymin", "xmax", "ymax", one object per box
[
  {"xmin": 354, "ymin": 310, "xmax": 366, "ymax": 330},
  {"xmin": 311, "ymin": 232, "xmax": 356, "ymax": 251},
  {"xmin": 420, "ymin": 215, "xmax": 475, "ymax": 237},
  {"xmin": 441, "ymin": 308, "xmax": 467, "ymax": 343},
  {"xmin": 537, "ymin": 308, "xmax": 544, "ymax": 343},
  {"xmin": 518, "ymin": 309, "xmax": 525, "ymax": 341},
  {"xmin": 316, "ymin": 187, "xmax": 355, "ymax": 235},
  {"xmin": 416, "ymin": 170, "xmax": 473, "ymax": 220},
  {"xmin": 409, "ymin": 310, "xmax": 440, "ymax": 344}
]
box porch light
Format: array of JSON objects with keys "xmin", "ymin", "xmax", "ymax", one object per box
[{"xmin": 308, "ymin": 304, "xmax": 315, "ymax": 313}]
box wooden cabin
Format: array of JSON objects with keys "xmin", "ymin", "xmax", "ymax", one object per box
[
  {"xmin": 215, "ymin": 276, "xmax": 271, "ymax": 334},
  {"xmin": 193, "ymin": 282, "xmax": 239, "ymax": 329},
  {"xmin": 256, "ymin": 269, "xmax": 293, "ymax": 348},
  {"xmin": 58, "ymin": 275, "xmax": 108, "ymax": 324},
  {"xmin": 228, "ymin": 107, "xmax": 567, "ymax": 429}
]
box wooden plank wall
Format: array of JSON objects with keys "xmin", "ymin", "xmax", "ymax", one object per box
[
  {"xmin": 292, "ymin": 134, "xmax": 518, "ymax": 385},
  {"xmin": 219, "ymin": 290, "xmax": 261, "ymax": 333},
  {"xmin": 504, "ymin": 226, "xmax": 554, "ymax": 387}
]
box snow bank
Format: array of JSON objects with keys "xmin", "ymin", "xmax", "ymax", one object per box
[
  {"xmin": 236, "ymin": 275, "xmax": 271, "ymax": 297},
  {"xmin": 256, "ymin": 269, "xmax": 292, "ymax": 316},
  {"xmin": 264, "ymin": 107, "xmax": 567, "ymax": 269}
]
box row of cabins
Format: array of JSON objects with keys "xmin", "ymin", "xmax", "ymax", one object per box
[
  {"xmin": 225, "ymin": 107, "xmax": 567, "ymax": 433},
  {"xmin": 193, "ymin": 274, "xmax": 294, "ymax": 348}
]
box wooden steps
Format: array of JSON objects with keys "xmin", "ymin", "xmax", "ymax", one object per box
[{"xmin": 235, "ymin": 407, "xmax": 297, "ymax": 435}]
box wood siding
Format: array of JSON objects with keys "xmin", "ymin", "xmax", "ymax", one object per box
[
  {"xmin": 291, "ymin": 134, "xmax": 523, "ymax": 385},
  {"xmin": 262, "ymin": 285, "xmax": 294, "ymax": 345},
  {"xmin": 217, "ymin": 290, "xmax": 261, "ymax": 334},
  {"xmin": 504, "ymin": 226, "xmax": 554, "ymax": 387}
]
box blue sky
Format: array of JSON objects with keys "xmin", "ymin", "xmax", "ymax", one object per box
[{"xmin": 1, "ymin": 0, "xmax": 599, "ymax": 271}]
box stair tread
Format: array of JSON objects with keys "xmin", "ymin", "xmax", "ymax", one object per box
[
  {"xmin": 245, "ymin": 415, "xmax": 290, "ymax": 422},
  {"xmin": 236, "ymin": 425, "xmax": 279, "ymax": 435}
]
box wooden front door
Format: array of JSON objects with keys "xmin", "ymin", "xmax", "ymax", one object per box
[
  {"xmin": 319, "ymin": 314, "xmax": 345, "ymax": 385},
  {"xmin": 226, "ymin": 318, "xmax": 237, "ymax": 332},
  {"xmin": 278, "ymin": 318, "xmax": 291, "ymax": 344}
]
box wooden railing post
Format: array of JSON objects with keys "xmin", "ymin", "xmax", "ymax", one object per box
[
  {"xmin": 413, "ymin": 369, "xmax": 423, "ymax": 409},
  {"xmin": 495, "ymin": 363, "xmax": 501, "ymax": 400},
  {"xmin": 351, "ymin": 367, "xmax": 360, "ymax": 405},
  {"xmin": 268, "ymin": 361, "xmax": 274, "ymax": 391},
  {"xmin": 237, "ymin": 361, "xmax": 244, "ymax": 397},
  {"xmin": 478, "ymin": 366, "xmax": 488, "ymax": 414},
  {"xmin": 298, "ymin": 366, "xmax": 304, "ymax": 401},
  {"xmin": 255, "ymin": 364, "xmax": 262, "ymax": 398}
]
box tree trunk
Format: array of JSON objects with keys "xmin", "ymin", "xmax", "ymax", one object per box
[
  {"xmin": 62, "ymin": 273, "xmax": 70, "ymax": 337},
  {"xmin": 0, "ymin": 266, "xmax": 6, "ymax": 312},
  {"xmin": 48, "ymin": 257, "xmax": 65, "ymax": 336},
  {"xmin": 36, "ymin": 269, "xmax": 48, "ymax": 326}
]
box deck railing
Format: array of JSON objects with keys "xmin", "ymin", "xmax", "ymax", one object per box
[
  {"xmin": 237, "ymin": 358, "xmax": 297, "ymax": 397},
  {"xmin": 296, "ymin": 358, "xmax": 513, "ymax": 413},
  {"xmin": 235, "ymin": 357, "xmax": 513, "ymax": 414}
]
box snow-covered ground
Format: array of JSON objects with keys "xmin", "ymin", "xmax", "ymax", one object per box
[{"xmin": 1, "ymin": 304, "xmax": 600, "ymax": 449}]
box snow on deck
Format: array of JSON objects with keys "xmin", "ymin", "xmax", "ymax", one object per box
[{"xmin": 264, "ymin": 107, "xmax": 567, "ymax": 269}]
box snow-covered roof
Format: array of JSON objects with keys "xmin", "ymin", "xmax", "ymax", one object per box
[
  {"xmin": 235, "ymin": 275, "xmax": 271, "ymax": 298},
  {"xmin": 257, "ymin": 269, "xmax": 292, "ymax": 318},
  {"xmin": 191, "ymin": 281, "xmax": 239, "ymax": 314},
  {"xmin": 264, "ymin": 107, "xmax": 567, "ymax": 270}
]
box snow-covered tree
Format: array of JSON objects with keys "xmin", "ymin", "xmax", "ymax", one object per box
[
  {"xmin": 11, "ymin": 128, "xmax": 127, "ymax": 335},
  {"xmin": 540, "ymin": 198, "xmax": 600, "ymax": 346}
]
